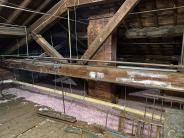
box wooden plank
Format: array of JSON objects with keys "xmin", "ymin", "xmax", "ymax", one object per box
[
  {"xmin": 125, "ymin": 25, "xmax": 184, "ymax": 38},
  {"xmin": 2, "ymin": 59, "xmax": 184, "ymax": 92},
  {"xmin": 79, "ymin": 0, "xmax": 140, "ymax": 64},
  {"xmin": 0, "ymin": 25, "xmax": 25, "ymax": 36},
  {"xmin": 143, "ymin": 93, "xmax": 184, "ymax": 104},
  {"xmin": 37, "ymin": 110, "xmax": 77, "ymax": 123}
]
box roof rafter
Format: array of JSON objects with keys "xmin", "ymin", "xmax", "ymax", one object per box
[
  {"xmin": 79, "ymin": 0, "xmax": 140, "ymax": 64},
  {"xmin": 6, "ymin": 0, "xmax": 32, "ymax": 24},
  {"xmin": 5, "ymin": 0, "xmax": 118, "ymax": 54}
]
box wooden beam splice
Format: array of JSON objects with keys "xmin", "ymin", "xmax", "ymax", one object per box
[
  {"xmin": 32, "ymin": 34, "xmax": 67, "ymax": 63},
  {"xmin": 79, "ymin": 0, "xmax": 140, "ymax": 64}
]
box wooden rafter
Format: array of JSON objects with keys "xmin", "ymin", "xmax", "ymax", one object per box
[
  {"xmin": 6, "ymin": 0, "xmax": 32, "ymax": 24},
  {"xmin": 5, "ymin": 0, "xmax": 118, "ymax": 54},
  {"xmin": 79, "ymin": 0, "xmax": 140, "ymax": 64},
  {"xmin": 22, "ymin": 0, "xmax": 51, "ymax": 26}
]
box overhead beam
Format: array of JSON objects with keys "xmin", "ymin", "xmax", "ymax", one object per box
[
  {"xmin": 31, "ymin": 0, "xmax": 119, "ymax": 34},
  {"xmin": 79, "ymin": 0, "xmax": 140, "ymax": 64},
  {"xmin": 0, "ymin": 25, "xmax": 25, "ymax": 36},
  {"xmin": 0, "ymin": 0, "xmax": 7, "ymax": 12},
  {"xmin": 2, "ymin": 59, "xmax": 184, "ymax": 92},
  {"xmin": 22, "ymin": 0, "xmax": 51, "ymax": 26},
  {"xmin": 5, "ymin": 0, "xmax": 119, "ymax": 54},
  {"xmin": 6, "ymin": 0, "xmax": 32, "ymax": 24},
  {"xmin": 32, "ymin": 34, "xmax": 67, "ymax": 63},
  {"xmin": 125, "ymin": 25, "xmax": 184, "ymax": 38}
]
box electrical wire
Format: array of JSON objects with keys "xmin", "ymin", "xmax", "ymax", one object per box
[{"xmin": 74, "ymin": 1, "xmax": 79, "ymax": 59}]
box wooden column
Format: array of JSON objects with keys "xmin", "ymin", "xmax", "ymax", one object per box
[{"xmin": 87, "ymin": 9, "xmax": 117, "ymax": 102}]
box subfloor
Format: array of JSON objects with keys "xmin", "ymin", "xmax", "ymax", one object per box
[{"xmin": 0, "ymin": 91, "xmax": 126, "ymax": 138}]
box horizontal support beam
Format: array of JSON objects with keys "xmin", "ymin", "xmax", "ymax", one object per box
[
  {"xmin": 125, "ymin": 25, "xmax": 184, "ymax": 38},
  {"xmin": 0, "ymin": 25, "xmax": 25, "ymax": 36},
  {"xmin": 2, "ymin": 59, "xmax": 184, "ymax": 92}
]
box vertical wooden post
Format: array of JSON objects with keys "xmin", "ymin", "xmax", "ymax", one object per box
[{"xmin": 118, "ymin": 110, "xmax": 125, "ymax": 134}]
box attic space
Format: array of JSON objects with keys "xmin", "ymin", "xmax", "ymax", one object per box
[{"xmin": 0, "ymin": 0, "xmax": 184, "ymax": 138}]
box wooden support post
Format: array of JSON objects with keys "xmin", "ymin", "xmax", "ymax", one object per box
[
  {"xmin": 118, "ymin": 110, "xmax": 125, "ymax": 134},
  {"xmin": 156, "ymin": 126, "xmax": 161, "ymax": 138},
  {"xmin": 87, "ymin": 10, "xmax": 117, "ymax": 102}
]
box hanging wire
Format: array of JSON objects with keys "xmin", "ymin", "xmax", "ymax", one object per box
[
  {"xmin": 74, "ymin": 1, "xmax": 79, "ymax": 59},
  {"xmin": 60, "ymin": 78, "xmax": 66, "ymax": 114},
  {"xmin": 16, "ymin": 40, "xmax": 20, "ymax": 56},
  {"xmin": 25, "ymin": 27, "xmax": 29, "ymax": 56},
  {"xmin": 67, "ymin": 9, "xmax": 72, "ymax": 60},
  {"xmin": 50, "ymin": 32, "xmax": 54, "ymax": 47}
]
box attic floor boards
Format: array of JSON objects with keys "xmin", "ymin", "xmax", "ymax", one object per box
[{"xmin": 0, "ymin": 94, "xmax": 122, "ymax": 138}]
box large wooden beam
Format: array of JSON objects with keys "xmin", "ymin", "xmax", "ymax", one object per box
[
  {"xmin": 79, "ymin": 0, "xmax": 140, "ymax": 64},
  {"xmin": 6, "ymin": 0, "xmax": 32, "ymax": 24},
  {"xmin": 125, "ymin": 25, "xmax": 184, "ymax": 38},
  {"xmin": 0, "ymin": 25, "xmax": 25, "ymax": 36},
  {"xmin": 32, "ymin": 34, "xmax": 67, "ymax": 61},
  {"xmin": 2, "ymin": 59, "xmax": 184, "ymax": 92},
  {"xmin": 5, "ymin": 0, "xmax": 118, "ymax": 54}
]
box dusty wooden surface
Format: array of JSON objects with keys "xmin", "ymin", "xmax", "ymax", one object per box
[
  {"xmin": 164, "ymin": 108, "xmax": 184, "ymax": 138},
  {"xmin": 0, "ymin": 94, "xmax": 124, "ymax": 138}
]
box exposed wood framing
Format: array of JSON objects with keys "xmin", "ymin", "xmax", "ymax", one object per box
[
  {"xmin": 32, "ymin": 34, "xmax": 67, "ymax": 63},
  {"xmin": 0, "ymin": 0, "xmax": 7, "ymax": 12},
  {"xmin": 125, "ymin": 25, "xmax": 184, "ymax": 38},
  {"xmin": 5, "ymin": 0, "xmax": 119, "ymax": 54},
  {"xmin": 22, "ymin": 0, "xmax": 51, "ymax": 26},
  {"xmin": 79, "ymin": 0, "xmax": 140, "ymax": 64},
  {"xmin": 152, "ymin": 0, "xmax": 159, "ymax": 27},
  {"xmin": 0, "ymin": 25, "xmax": 25, "ymax": 36},
  {"xmin": 2, "ymin": 59, "xmax": 184, "ymax": 92},
  {"xmin": 6, "ymin": 0, "xmax": 32, "ymax": 24}
]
